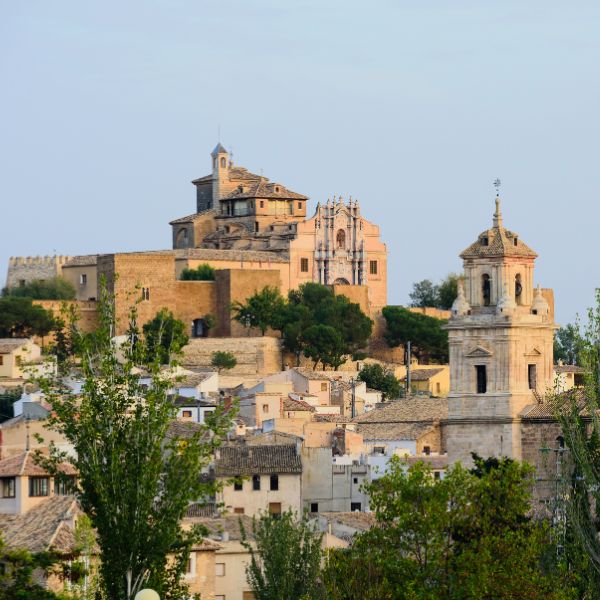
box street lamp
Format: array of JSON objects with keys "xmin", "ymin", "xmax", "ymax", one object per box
[{"xmin": 134, "ymin": 590, "xmax": 160, "ymax": 600}]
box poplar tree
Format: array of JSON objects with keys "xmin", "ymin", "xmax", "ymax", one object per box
[{"xmin": 35, "ymin": 284, "xmax": 233, "ymax": 600}]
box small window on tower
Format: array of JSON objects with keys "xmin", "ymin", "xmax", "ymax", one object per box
[
  {"xmin": 528, "ymin": 364, "xmax": 537, "ymax": 390},
  {"xmin": 482, "ymin": 236, "xmax": 489, "ymax": 246},
  {"xmin": 254, "ymin": 222, "xmax": 259, "ymax": 233},
  {"xmin": 298, "ymin": 202, "xmax": 302, "ymax": 209},
  {"xmin": 475, "ymin": 365, "xmax": 487, "ymax": 394},
  {"xmin": 482, "ymin": 274, "xmax": 491, "ymax": 306},
  {"xmin": 80, "ymin": 274, "xmax": 87, "ymax": 285},
  {"xmin": 514, "ymin": 237, "xmax": 518, "ymax": 246},
  {"xmin": 220, "ymin": 157, "xmax": 226, "ymax": 168},
  {"xmin": 260, "ymin": 200, "xmax": 264, "ymax": 208},
  {"xmin": 300, "ymin": 258, "xmax": 309, "ymax": 273}
]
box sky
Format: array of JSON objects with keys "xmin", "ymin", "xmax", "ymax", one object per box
[{"xmin": 1, "ymin": 1, "xmax": 598, "ymax": 326}]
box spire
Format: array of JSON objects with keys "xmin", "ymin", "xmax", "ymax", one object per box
[
  {"xmin": 451, "ymin": 278, "xmax": 471, "ymax": 317},
  {"xmin": 493, "ymin": 196, "xmax": 503, "ymax": 228}
]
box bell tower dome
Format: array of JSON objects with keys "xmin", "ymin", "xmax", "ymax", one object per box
[{"xmin": 444, "ymin": 193, "xmax": 556, "ymax": 466}]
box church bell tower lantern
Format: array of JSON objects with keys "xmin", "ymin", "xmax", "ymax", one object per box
[{"xmin": 445, "ymin": 189, "xmax": 556, "ymax": 466}]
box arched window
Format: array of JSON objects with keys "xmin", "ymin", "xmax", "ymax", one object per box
[
  {"xmin": 515, "ymin": 274, "xmax": 523, "ymax": 304},
  {"xmin": 482, "ymin": 274, "xmax": 491, "ymax": 306},
  {"xmin": 336, "ymin": 229, "xmax": 346, "ymax": 250},
  {"xmin": 220, "ymin": 157, "xmax": 226, "ymax": 168},
  {"xmin": 176, "ymin": 229, "xmax": 189, "ymax": 249}
]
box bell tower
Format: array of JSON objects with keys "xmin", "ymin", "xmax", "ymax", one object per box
[{"xmin": 444, "ymin": 194, "xmax": 555, "ymax": 465}]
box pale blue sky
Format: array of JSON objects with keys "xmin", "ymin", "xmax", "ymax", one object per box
[{"xmin": 1, "ymin": 1, "xmax": 598, "ymax": 325}]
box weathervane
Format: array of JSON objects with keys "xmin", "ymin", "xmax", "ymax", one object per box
[{"xmin": 493, "ymin": 178, "xmax": 501, "ymax": 196}]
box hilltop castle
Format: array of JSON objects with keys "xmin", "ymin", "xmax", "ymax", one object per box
[{"xmin": 6, "ymin": 144, "xmax": 387, "ymax": 335}]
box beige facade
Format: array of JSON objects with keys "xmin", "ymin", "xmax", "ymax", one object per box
[
  {"xmin": 444, "ymin": 197, "xmax": 556, "ymax": 465},
  {"xmin": 0, "ymin": 339, "xmax": 42, "ymax": 379}
]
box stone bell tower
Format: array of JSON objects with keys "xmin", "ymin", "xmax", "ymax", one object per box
[{"xmin": 444, "ymin": 195, "xmax": 555, "ymax": 465}]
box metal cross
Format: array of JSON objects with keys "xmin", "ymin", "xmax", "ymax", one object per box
[{"xmin": 493, "ymin": 178, "xmax": 501, "ymax": 195}]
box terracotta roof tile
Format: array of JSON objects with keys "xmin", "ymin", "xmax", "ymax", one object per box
[
  {"xmin": 401, "ymin": 368, "xmax": 444, "ymax": 381},
  {"xmin": 460, "ymin": 225, "xmax": 537, "ymax": 260},
  {"xmin": 0, "ymin": 451, "xmax": 76, "ymax": 477},
  {"xmin": 215, "ymin": 444, "xmax": 302, "ymax": 476},
  {"xmin": 357, "ymin": 422, "xmax": 436, "ymax": 441},
  {"xmin": 353, "ymin": 397, "xmax": 447, "ymax": 424},
  {"xmin": 0, "ymin": 495, "xmax": 79, "ymax": 554}
]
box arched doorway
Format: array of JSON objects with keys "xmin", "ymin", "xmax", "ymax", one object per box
[
  {"xmin": 333, "ymin": 278, "xmax": 350, "ymax": 285},
  {"xmin": 192, "ymin": 318, "xmax": 209, "ymax": 338}
]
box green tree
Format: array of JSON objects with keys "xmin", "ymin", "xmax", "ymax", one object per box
[
  {"xmin": 211, "ymin": 350, "xmax": 237, "ymax": 373},
  {"xmin": 554, "ymin": 323, "xmax": 584, "ymax": 365},
  {"xmin": 34, "ymin": 283, "xmax": 233, "ymax": 600},
  {"xmin": 382, "ymin": 306, "xmax": 449, "ymax": 363},
  {"xmin": 556, "ymin": 289, "xmax": 600, "ymax": 592},
  {"xmin": 437, "ymin": 274, "xmax": 459, "ymax": 310},
  {"xmin": 357, "ymin": 363, "xmax": 401, "ymax": 400},
  {"xmin": 143, "ymin": 308, "xmax": 190, "ymax": 364},
  {"xmin": 232, "ymin": 286, "xmax": 285, "ymax": 336},
  {"xmin": 0, "ymin": 535, "xmax": 64, "ymax": 599},
  {"xmin": 0, "ymin": 296, "xmax": 56, "ymax": 338},
  {"xmin": 324, "ymin": 456, "xmax": 569, "ymax": 599},
  {"xmin": 6, "ymin": 276, "xmax": 76, "ymax": 300},
  {"xmin": 0, "ymin": 388, "xmax": 22, "ymax": 423},
  {"xmin": 179, "ymin": 264, "xmax": 216, "ymax": 281},
  {"xmin": 409, "ymin": 279, "xmax": 439, "ymax": 308},
  {"xmin": 240, "ymin": 510, "xmax": 324, "ymax": 600},
  {"xmin": 280, "ymin": 283, "xmax": 372, "ymax": 370},
  {"xmin": 302, "ymin": 324, "xmax": 345, "ymax": 370}
]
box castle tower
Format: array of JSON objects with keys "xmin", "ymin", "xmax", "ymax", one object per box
[
  {"xmin": 211, "ymin": 143, "xmax": 230, "ymax": 206},
  {"xmin": 444, "ymin": 195, "xmax": 555, "ymax": 465}
]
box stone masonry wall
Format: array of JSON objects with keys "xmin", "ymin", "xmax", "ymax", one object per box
[
  {"xmin": 6, "ymin": 256, "xmax": 70, "ymax": 289},
  {"xmin": 181, "ymin": 337, "xmax": 282, "ymax": 376}
]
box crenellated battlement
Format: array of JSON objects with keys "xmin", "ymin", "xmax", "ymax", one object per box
[{"xmin": 6, "ymin": 255, "xmax": 72, "ymax": 289}]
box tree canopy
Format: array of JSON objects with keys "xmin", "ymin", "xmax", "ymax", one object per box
[
  {"xmin": 382, "ymin": 306, "xmax": 448, "ymax": 363},
  {"xmin": 34, "ymin": 284, "xmax": 233, "ymax": 600},
  {"xmin": 142, "ymin": 308, "xmax": 190, "ymax": 364},
  {"xmin": 554, "ymin": 323, "xmax": 584, "ymax": 365},
  {"xmin": 241, "ymin": 510, "xmax": 324, "ymax": 600},
  {"xmin": 211, "ymin": 350, "xmax": 237, "ymax": 372},
  {"xmin": 409, "ymin": 274, "xmax": 459, "ymax": 310},
  {"xmin": 322, "ymin": 456, "xmax": 570, "ymax": 599},
  {"xmin": 232, "ymin": 286, "xmax": 286, "ymax": 336},
  {"xmin": 357, "ymin": 363, "xmax": 401, "ymax": 400},
  {"xmin": 5, "ymin": 277, "xmax": 76, "ymax": 300},
  {"xmin": 0, "ymin": 296, "xmax": 56, "ymax": 338},
  {"xmin": 179, "ymin": 263, "xmax": 216, "ymax": 281}
]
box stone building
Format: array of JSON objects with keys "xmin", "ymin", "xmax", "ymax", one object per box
[
  {"xmin": 444, "ymin": 196, "xmax": 556, "ymax": 466},
  {"xmin": 6, "ymin": 143, "xmax": 388, "ymax": 338},
  {"xmin": 169, "ymin": 144, "xmax": 388, "ymax": 310}
]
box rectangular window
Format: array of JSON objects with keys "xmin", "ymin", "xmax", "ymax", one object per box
[
  {"xmin": 270, "ymin": 474, "xmax": 279, "ymax": 491},
  {"xmin": 476, "ymin": 365, "xmax": 487, "ymax": 394},
  {"xmin": 310, "ymin": 502, "xmax": 318, "ymax": 513},
  {"xmin": 1, "ymin": 477, "xmax": 15, "ymax": 498},
  {"xmin": 234, "ymin": 479, "xmax": 243, "ymax": 491},
  {"xmin": 297, "ymin": 202, "xmax": 302, "ymax": 209},
  {"xmin": 181, "ymin": 410, "xmax": 192, "ymax": 418},
  {"xmin": 0, "ymin": 356, "xmax": 3, "ymax": 366},
  {"xmin": 216, "ymin": 596, "xmax": 226, "ymax": 600},
  {"xmin": 55, "ymin": 476, "xmax": 76, "ymax": 496},
  {"xmin": 234, "ymin": 507, "xmax": 245, "ymax": 514},
  {"xmin": 269, "ymin": 502, "xmax": 282, "ymax": 517},
  {"xmin": 260, "ymin": 201, "xmax": 264, "ymax": 208},
  {"xmin": 243, "ymin": 593, "xmax": 256, "ymax": 600},
  {"xmin": 350, "ymin": 502, "xmax": 361, "ymax": 512},
  {"xmin": 373, "ymin": 446, "xmax": 385, "ymax": 454},
  {"xmin": 262, "ymin": 404, "xmax": 269, "ymax": 413},
  {"xmin": 254, "ymin": 221, "xmax": 259, "ymax": 232},
  {"xmin": 29, "ymin": 477, "xmax": 49, "ymax": 497},
  {"xmin": 434, "ymin": 471, "xmax": 441, "ymax": 480},
  {"xmin": 18, "ymin": 279, "xmax": 25, "ymax": 287},
  {"xmin": 528, "ymin": 364, "xmax": 537, "ymax": 390},
  {"xmin": 369, "ymin": 260, "xmax": 378, "ymax": 275},
  {"xmin": 353, "ymin": 477, "xmax": 358, "ymax": 484},
  {"xmin": 300, "ymin": 258, "xmax": 309, "ymax": 273},
  {"xmin": 423, "ymin": 446, "xmax": 431, "ymax": 456},
  {"xmin": 216, "ymin": 563, "xmax": 226, "ymax": 577},
  {"xmin": 79, "ymin": 274, "xmax": 87, "ymax": 285},
  {"xmin": 252, "ymin": 474, "xmax": 261, "ymax": 491},
  {"xmin": 320, "ymin": 382, "xmax": 328, "ymax": 392}
]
